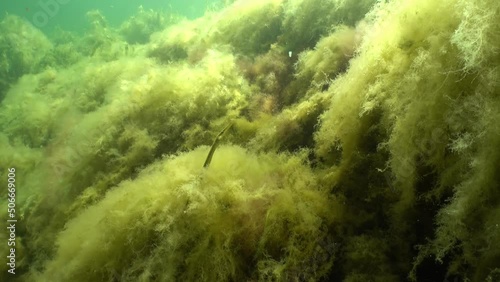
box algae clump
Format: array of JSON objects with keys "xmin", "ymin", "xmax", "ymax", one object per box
[{"xmin": 33, "ymin": 146, "xmax": 338, "ymax": 282}]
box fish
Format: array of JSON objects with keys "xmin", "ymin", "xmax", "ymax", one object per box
[{"xmin": 203, "ymin": 121, "xmax": 233, "ymax": 168}]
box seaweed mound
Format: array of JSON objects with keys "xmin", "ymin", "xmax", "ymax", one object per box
[
  {"xmin": 0, "ymin": 15, "xmax": 52, "ymax": 101},
  {"xmin": 35, "ymin": 146, "xmax": 338, "ymax": 282},
  {"xmin": 314, "ymin": 0, "xmax": 500, "ymax": 280}
]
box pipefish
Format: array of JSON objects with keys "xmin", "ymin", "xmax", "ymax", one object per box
[{"xmin": 203, "ymin": 121, "xmax": 234, "ymax": 168}]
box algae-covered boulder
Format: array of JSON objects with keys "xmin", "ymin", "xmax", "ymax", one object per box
[
  {"xmin": 148, "ymin": 0, "xmax": 285, "ymax": 63},
  {"xmin": 33, "ymin": 146, "xmax": 339, "ymax": 282},
  {"xmin": 0, "ymin": 15, "xmax": 52, "ymax": 101},
  {"xmin": 120, "ymin": 6, "xmax": 180, "ymax": 44},
  {"xmin": 280, "ymin": 0, "xmax": 375, "ymax": 52},
  {"xmin": 0, "ymin": 49, "xmax": 251, "ymax": 276},
  {"xmin": 314, "ymin": 0, "xmax": 500, "ymax": 280}
]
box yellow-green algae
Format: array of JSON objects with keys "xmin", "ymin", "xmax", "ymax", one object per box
[
  {"xmin": 0, "ymin": 0, "xmax": 499, "ymax": 281},
  {"xmin": 33, "ymin": 146, "xmax": 339, "ymax": 281}
]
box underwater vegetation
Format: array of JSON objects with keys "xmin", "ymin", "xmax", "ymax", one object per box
[
  {"xmin": 0, "ymin": 15, "xmax": 52, "ymax": 102},
  {"xmin": 0, "ymin": 0, "xmax": 499, "ymax": 281}
]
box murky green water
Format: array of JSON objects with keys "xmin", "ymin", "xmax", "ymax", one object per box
[{"xmin": 0, "ymin": 0, "xmax": 223, "ymax": 33}]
